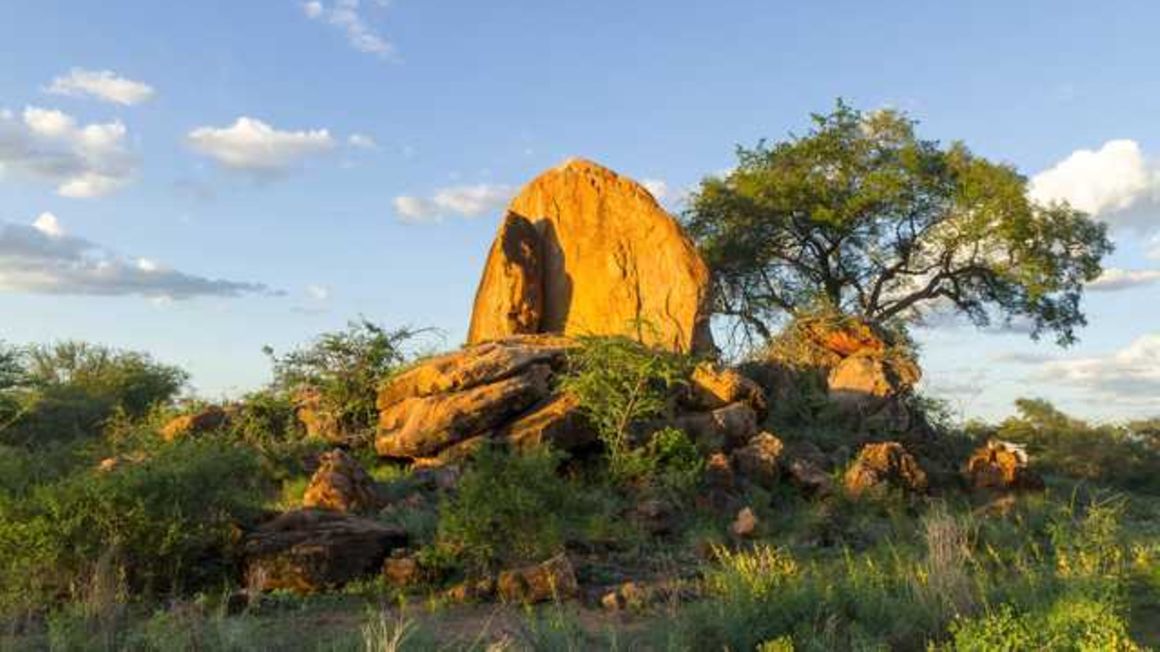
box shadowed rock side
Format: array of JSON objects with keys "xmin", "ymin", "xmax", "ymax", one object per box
[{"xmin": 468, "ymin": 158, "xmax": 714, "ymax": 354}]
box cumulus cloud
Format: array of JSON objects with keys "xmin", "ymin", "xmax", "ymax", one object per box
[
  {"xmin": 393, "ymin": 183, "xmax": 515, "ymax": 223},
  {"xmin": 303, "ymin": 0, "xmax": 394, "ymax": 59},
  {"xmin": 1038, "ymin": 334, "xmax": 1160, "ymax": 406},
  {"xmin": 46, "ymin": 68, "xmax": 155, "ymax": 105},
  {"xmin": 1086, "ymin": 267, "xmax": 1160, "ymax": 292},
  {"xmin": 1029, "ymin": 139, "xmax": 1160, "ymax": 231},
  {"xmin": 0, "ymin": 106, "xmax": 136, "ymax": 197},
  {"xmin": 0, "ymin": 212, "xmax": 274, "ymax": 299},
  {"xmin": 186, "ymin": 117, "xmax": 335, "ymax": 176}
]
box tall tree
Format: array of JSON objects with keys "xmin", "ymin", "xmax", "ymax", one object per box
[{"xmin": 684, "ymin": 101, "xmax": 1112, "ymax": 346}]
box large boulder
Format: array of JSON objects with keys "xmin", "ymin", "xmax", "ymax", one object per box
[
  {"xmin": 243, "ymin": 510, "xmax": 408, "ymax": 594},
  {"xmin": 965, "ymin": 439, "xmax": 1045, "ymax": 492},
  {"xmin": 467, "ymin": 159, "xmax": 714, "ymax": 354},
  {"xmin": 376, "ymin": 363, "xmax": 552, "ymax": 458},
  {"xmin": 302, "ymin": 449, "xmax": 380, "ymax": 512},
  {"xmin": 844, "ymin": 441, "xmax": 928, "ymax": 498}
]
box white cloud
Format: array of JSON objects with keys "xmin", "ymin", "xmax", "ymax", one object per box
[
  {"xmin": 306, "ymin": 284, "xmax": 330, "ymax": 301},
  {"xmin": 348, "ymin": 133, "xmax": 378, "ymax": 149},
  {"xmin": 0, "ymin": 213, "xmax": 275, "ymax": 299},
  {"xmin": 1029, "ymin": 139, "xmax": 1160, "ymax": 231},
  {"xmin": 393, "ymin": 183, "xmax": 515, "ymax": 223},
  {"xmin": 1086, "ymin": 267, "xmax": 1160, "ymax": 292},
  {"xmin": 642, "ymin": 178, "xmax": 669, "ymax": 202},
  {"xmin": 46, "ymin": 68, "xmax": 155, "ymax": 106},
  {"xmin": 0, "ymin": 106, "xmax": 136, "ymax": 197},
  {"xmin": 186, "ymin": 117, "xmax": 335, "ymax": 176},
  {"xmin": 1039, "ymin": 334, "xmax": 1160, "ymax": 407},
  {"xmin": 303, "ymin": 0, "xmax": 394, "ymax": 59}
]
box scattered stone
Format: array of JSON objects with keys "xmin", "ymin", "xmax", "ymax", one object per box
[
  {"xmin": 467, "ymin": 158, "xmax": 714, "ymax": 353},
  {"xmin": 686, "ymin": 362, "xmax": 768, "ymax": 419},
  {"xmin": 243, "ymin": 510, "xmax": 408, "ymax": 594},
  {"xmin": 786, "ymin": 457, "xmax": 835, "ymax": 498},
  {"xmin": 704, "ymin": 452, "xmax": 736, "ymax": 491},
  {"xmin": 600, "ymin": 581, "xmax": 649, "ymax": 611},
  {"xmin": 844, "ymin": 442, "xmax": 928, "ymax": 498},
  {"xmin": 674, "ymin": 401, "xmax": 758, "ymax": 450},
  {"xmin": 382, "ymin": 554, "xmax": 423, "ymax": 587},
  {"xmin": 159, "ymin": 405, "xmax": 229, "ymax": 441},
  {"xmin": 633, "ymin": 498, "xmax": 675, "ymax": 536},
  {"xmin": 731, "ymin": 507, "xmax": 759, "ymax": 538},
  {"xmin": 965, "ymin": 439, "xmax": 1045, "ymax": 492},
  {"xmin": 496, "ymin": 554, "xmax": 579, "ymax": 604},
  {"xmin": 301, "ymin": 449, "xmax": 380, "ymax": 513},
  {"xmin": 731, "ymin": 432, "xmax": 784, "ymax": 488},
  {"xmin": 444, "ymin": 576, "xmax": 497, "ymax": 603}
]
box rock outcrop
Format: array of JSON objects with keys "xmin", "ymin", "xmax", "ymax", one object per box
[
  {"xmin": 467, "ymin": 159, "xmax": 714, "ymax": 354},
  {"xmin": 302, "ymin": 449, "xmax": 380, "ymax": 512},
  {"xmin": 243, "ymin": 510, "xmax": 408, "ymax": 594},
  {"xmin": 159, "ymin": 405, "xmax": 229, "ymax": 441},
  {"xmin": 844, "ymin": 441, "xmax": 928, "ymax": 497},
  {"xmin": 965, "ymin": 439, "xmax": 1045, "ymax": 492},
  {"xmin": 375, "ymin": 334, "xmax": 762, "ymax": 462}
]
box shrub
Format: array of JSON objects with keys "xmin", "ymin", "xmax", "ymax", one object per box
[
  {"xmin": 264, "ymin": 319, "xmax": 419, "ymax": 440},
  {"xmin": 991, "ymin": 399, "xmax": 1160, "ymax": 494},
  {"xmin": 560, "ymin": 336, "xmax": 694, "ymax": 481},
  {"xmin": 945, "ymin": 596, "xmax": 1140, "ymax": 651},
  {"xmin": 0, "ymin": 342, "xmax": 187, "ymax": 447},
  {"xmin": 436, "ymin": 445, "xmax": 575, "ymax": 572},
  {"xmin": 0, "ymin": 439, "xmax": 268, "ymax": 615}
]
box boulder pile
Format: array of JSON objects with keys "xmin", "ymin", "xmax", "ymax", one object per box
[{"xmin": 374, "ymin": 335, "xmax": 766, "ymax": 463}]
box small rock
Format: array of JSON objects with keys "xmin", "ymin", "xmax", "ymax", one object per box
[
  {"xmin": 302, "ymin": 449, "xmax": 380, "ymax": 513},
  {"xmin": 633, "ymin": 498, "xmax": 675, "ymax": 536},
  {"xmin": 496, "ymin": 554, "xmax": 579, "ymax": 604},
  {"xmin": 159, "ymin": 405, "xmax": 229, "ymax": 441},
  {"xmin": 843, "ymin": 441, "xmax": 928, "ymax": 498},
  {"xmin": 731, "ymin": 507, "xmax": 758, "ymax": 538},
  {"xmin": 383, "ymin": 555, "xmax": 423, "ymax": 587},
  {"xmin": 965, "ymin": 439, "xmax": 1045, "ymax": 492},
  {"xmin": 731, "ymin": 432, "xmax": 784, "ymax": 488}
]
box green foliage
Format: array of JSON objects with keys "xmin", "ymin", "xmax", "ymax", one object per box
[
  {"xmin": 0, "ymin": 439, "xmax": 268, "ymax": 615},
  {"xmin": 990, "ymin": 399, "xmax": 1160, "ymax": 494},
  {"xmin": 436, "ymin": 445, "xmax": 575, "ymax": 572},
  {"xmin": 223, "ymin": 389, "xmax": 303, "ymax": 448},
  {"xmin": 560, "ymin": 336, "xmax": 694, "ymax": 481},
  {"xmin": 265, "ymin": 319, "xmax": 418, "ymax": 440},
  {"xmin": 945, "ymin": 596, "xmax": 1140, "ymax": 651},
  {"xmin": 685, "ymin": 100, "xmax": 1112, "ymax": 346},
  {"xmin": 0, "ymin": 341, "xmax": 187, "ymax": 447}
]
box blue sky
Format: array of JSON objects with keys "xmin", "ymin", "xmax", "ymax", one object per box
[{"xmin": 1, "ymin": 1, "xmax": 1158, "ymax": 421}]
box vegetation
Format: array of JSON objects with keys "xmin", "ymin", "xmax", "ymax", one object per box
[
  {"xmin": 685, "ymin": 101, "xmax": 1112, "ymax": 346},
  {"xmin": 264, "ymin": 318, "xmax": 420, "ymax": 440},
  {"xmin": 0, "ymin": 105, "xmax": 1156, "ymax": 650}
]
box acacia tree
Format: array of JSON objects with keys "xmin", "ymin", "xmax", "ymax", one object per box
[{"xmin": 684, "ymin": 102, "xmax": 1112, "ymax": 347}]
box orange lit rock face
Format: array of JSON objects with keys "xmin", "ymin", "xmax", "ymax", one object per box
[{"xmin": 468, "ymin": 159, "xmax": 714, "ymax": 354}]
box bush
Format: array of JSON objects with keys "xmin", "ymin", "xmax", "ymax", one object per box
[
  {"xmin": 945, "ymin": 596, "xmax": 1140, "ymax": 651},
  {"xmin": 0, "ymin": 439, "xmax": 269, "ymax": 615},
  {"xmin": 991, "ymin": 399, "xmax": 1160, "ymax": 494},
  {"xmin": 436, "ymin": 445, "xmax": 575, "ymax": 573},
  {"xmin": 0, "ymin": 342, "xmax": 187, "ymax": 447},
  {"xmin": 560, "ymin": 336, "xmax": 694, "ymax": 481},
  {"xmin": 264, "ymin": 319, "xmax": 419, "ymax": 440}
]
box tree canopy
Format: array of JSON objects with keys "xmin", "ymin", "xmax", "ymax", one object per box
[{"xmin": 684, "ymin": 101, "xmax": 1112, "ymax": 346}]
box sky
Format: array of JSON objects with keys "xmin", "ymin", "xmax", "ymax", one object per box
[{"xmin": 1, "ymin": 0, "xmax": 1158, "ymax": 422}]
